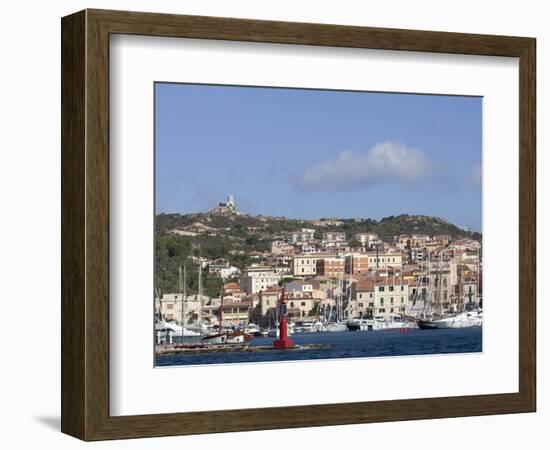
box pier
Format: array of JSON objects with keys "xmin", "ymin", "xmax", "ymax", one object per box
[{"xmin": 156, "ymin": 342, "xmax": 330, "ymax": 355}]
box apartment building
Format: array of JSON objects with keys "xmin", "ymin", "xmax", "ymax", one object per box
[{"xmin": 291, "ymin": 255, "xmax": 319, "ymax": 276}]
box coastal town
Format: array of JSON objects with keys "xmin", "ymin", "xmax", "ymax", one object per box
[{"xmin": 155, "ymin": 195, "xmax": 482, "ymax": 346}]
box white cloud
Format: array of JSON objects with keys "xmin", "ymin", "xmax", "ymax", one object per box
[
  {"xmin": 294, "ymin": 141, "xmax": 435, "ymax": 191},
  {"xmin": 470, "ymin": 162, "xmax": 482, "ymax": 190}
]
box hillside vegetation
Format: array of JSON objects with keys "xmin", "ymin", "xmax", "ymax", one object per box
[{"xmin": 155, "ymin": 212, "xmax": 481, "ymax": 295}]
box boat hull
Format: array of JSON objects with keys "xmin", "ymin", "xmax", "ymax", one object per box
[{"xmin": 418, "ymin": 311, "xmax": 482, "ymax": 329}]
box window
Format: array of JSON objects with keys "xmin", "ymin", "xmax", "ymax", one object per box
[
  {"xmin": 379, "ymin": 308, "xmax": 385, "ymax": 313},
  {"xmin": 390, "ymin": 297, "xmax": 394, "ymax": 305},
  {"xmin": 368, "ymin": 302, "xmax": 374, "ymax": 308},
  {"xmin": 369, "ymin": 293, "xmax": 373, "ymax": 298},
  {"xmin": 358, "ymin": 303, "xmax": 364, "ymax": 308},
  {"xmin": 389, "ymin": 286, "xmax": 394, "ymax": 292},
  {"xmin": 379, "ymin": 286, "xmax": 385, "ymax": 292},
  {"xmin": 166, "ymin": 304, "xmax": 173, "ymax": 310},
  {"xmin": 301, "ymin": 302, "xmax": 306, "ymax": 307},
  {"xmin": 380, "ymin": 299, "xmax": 384, "ymax": 306},
  {"xmin": 401, "ymin": 297, "xmax": 405, "ymax": 303},
  {"xmin": 401, "ymin": 286, "xmax": 404, "ymax": 291}
]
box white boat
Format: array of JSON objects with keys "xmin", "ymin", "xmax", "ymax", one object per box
[
  {"xmin": 293, "ymin": 320, "xmax": 325, "ymax": 333},
  {"xmin": 418, "ymin": 252, "xmax": 483, "ymax": 330},
  {"xmin": 201, "ymin": 330, "xmax": 246, "ymax": 344},
  {"xmin": 324, "ymin": 275, "xmax": 348, "ymax": 332},
  {"xmin": 418, "ymin": 308, "xmax": 482, "ymax": 329},
  {"xmin": 346, "ymin": 318, "xmax": 370, "ymax": 331},
  {"xmin": 202, "ymin": 332, "xmax": 227, "ymax": 344},
  {"xmin": 372, "ymin": 314, "xmax": 417, "ymax": 330},
  {"xmin": 325, "ymin": 322, "xmax": 347, "ymax": 332},
  {"xmin": 267, "ymin": 325, "xmax": 294, "ymax": 338},
  {"xmin": 311, "ymin": 320, "xmax": 327, "ymax": 332}
]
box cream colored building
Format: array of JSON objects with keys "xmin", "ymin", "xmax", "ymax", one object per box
[
  {"xmin": 290, "ymin": 228, "xmax": 316, "ymax": 244},
  {"xmin": 292, "ymin": 255, "xmax": 319, "ymax": 276},
  {"xmin": 157, "ymin": 293, "xmax": 209, "ymax": 324},
  {"xmin": 287, "ymin": 293, "xmax": 316, "ymax": 318},
  {"xmin": 220, "ymin": 300, "xmax": 252, "ymax": 326},
  {"xmin": 352, "ymin": 278, "xmax": 410, "ymax": 319},
  {"xmin": 345, "ymin": 251, "xmax": 403, "ymax": 274},
  {"xmin": 239, "ymin": 265, "xmax": 281, "ymax": 294},
  {"xmin": 353, "ymin": 232, "xmax": 379, "ymax": 245}
]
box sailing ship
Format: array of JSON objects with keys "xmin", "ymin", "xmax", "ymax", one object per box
[
  {"xmin": 417, "ymin": 251, "xmax": 483, "ymax": 329},
  {"xmin": 325, "ymin": 275, "xmax": 347, "ymax": 332},
  {"xmin": 201, "ymin": 286, "xmax": 245, "ymax": 344},
  {"xmin": 347, "ymin": 269, "xmax": 416, "ymax": 331}
]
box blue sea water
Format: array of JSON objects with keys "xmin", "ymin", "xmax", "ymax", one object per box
[{"xmin": 155, "ymin": 327, "xmax": 482, "ymax": 367}]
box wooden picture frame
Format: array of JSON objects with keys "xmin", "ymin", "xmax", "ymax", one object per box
[{"xmin": 61, "ymin": 9, "xmax": 536, "ymax": 441}]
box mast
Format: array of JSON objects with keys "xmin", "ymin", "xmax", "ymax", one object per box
[
  {"xmin": 178, "ymin": 266, "xmax": 184, "ymax": 340},
  {"xmin": 197, "ymin": 245, "xmax": 202, "ymax": 325},
  {"xmin": 458, "ymin": 264, "xmax": 462, "ymax": 311},
  {"xmin": 425, "ymin": 251, "xmax": 432, "ymax": 318},
  {"xmin": 437, "ymin": 253, "xmax": 443, "ymax": 315},
  {"xmin": 155, "ymin": 287, "xmax": 163, "ymax": 323},
  {"xmin": 476, "ymin": 246, "xmax": 481, "ymax": 306},
  {"xmin": 373, "ymin": 269, "xmax": 377, "ymax": 318},
  {"xmin": 219, "ymin": 286, "xmax": 224, "ymax": 330}
]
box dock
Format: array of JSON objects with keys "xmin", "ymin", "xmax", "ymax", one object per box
[{"xmin": 156, "ymin": 343, "xmax": 330, "ymax": 355}]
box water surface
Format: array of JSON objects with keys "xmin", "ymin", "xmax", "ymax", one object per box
[{"xmin": 155, "ymin": 327, "xmax": 482, "ymax": 367}]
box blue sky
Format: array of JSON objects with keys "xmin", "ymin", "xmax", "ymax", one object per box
[{"xmin": 155, "ymin": 83, "xmax": 482, "ymax": 231}]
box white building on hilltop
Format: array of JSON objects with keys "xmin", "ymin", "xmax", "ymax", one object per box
[{"xmin": 211, "ymin": 195, "xmax": 239, "ymax": 214}]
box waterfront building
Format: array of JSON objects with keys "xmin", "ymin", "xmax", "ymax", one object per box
[
  {"xmin": 352, "ymin": 277, "xmax": 411, "ymax": 320},
  {"xmin": 259, "ymin": 286, "xmax": 279, "ymax": 316},
  {"xmin": 157, "ymin": 293, "xmax": 209, "ymax": 325},
  {"xmin": 287, "ymin": 292, "xmax": 316, "ymax": 318},
  {"xmin": 220, "ymin": 299, "xmax": 252, "ymax": 326}
]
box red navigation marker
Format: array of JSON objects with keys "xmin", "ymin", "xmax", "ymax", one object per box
[{"xmin": 273, "ymin": 288, "xmax": 294, "ymax": 349}]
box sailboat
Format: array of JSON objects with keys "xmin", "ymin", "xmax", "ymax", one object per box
[
  {"xmin": 177, "ymin": 265, "xmax": 202, "ymax": 340},
  {"xmin": 326, "ymin": 275, "xmax": 347, "ymax": 332},
  {"xmin": 418, "ymin": 252, "xmax": 483, "ymax": 329},
  {"xmin": 186, "ymin": 248, "xmax": 209, "ymax": 334},
  {"xmin": 202, "ymin": 286, "xmax": 245, "ymax": 345}
]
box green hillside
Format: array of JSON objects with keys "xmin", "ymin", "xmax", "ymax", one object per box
[{"xmin": 155, "ymin": 212, "xmax": 481, "ymax": 295}]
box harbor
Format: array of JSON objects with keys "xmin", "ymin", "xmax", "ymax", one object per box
[
  {"xmin": 154, "ymin": 196, "xmax": 483, "ymax": 367},
  {"xmin": 156, "ymin": 327, "xmax": 482, "ymax": 366}
]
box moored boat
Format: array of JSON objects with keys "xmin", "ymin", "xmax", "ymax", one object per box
[{"xmin": 418, "ymin": 308, "xmax": 482, "ymax": 329}]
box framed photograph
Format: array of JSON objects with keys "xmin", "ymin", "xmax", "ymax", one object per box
[{"xmin": 61, "ymin": 9, "xmax": 536, "ymax": 441}]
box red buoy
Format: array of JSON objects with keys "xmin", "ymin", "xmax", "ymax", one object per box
[{"xmin": 273, "ymin": 288, "xmax": 294, "ymax": 349}]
